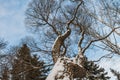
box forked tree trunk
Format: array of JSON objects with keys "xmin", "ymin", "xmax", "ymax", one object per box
[
  {"xmin": 47, "ymin": 27, "xmax": 86, "ymax": 80},
  {"xmin": 46, "ymin": 57, "xmax": 86, "ymax": 80}
]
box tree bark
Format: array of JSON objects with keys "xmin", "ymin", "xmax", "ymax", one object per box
[
  {"xmin": 46, "ymin": 57, "xmax": 86, "ymax": 80},
  {"xmin": 52, "ymin": 28, "xmax": 71, "ymax": 63}
]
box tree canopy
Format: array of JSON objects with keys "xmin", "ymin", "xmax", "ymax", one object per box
[{"xmin": 25, "ymin": 0, "xmax": 120, "ymax": 79}]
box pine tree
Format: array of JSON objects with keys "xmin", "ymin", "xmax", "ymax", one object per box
[
  {"xmin": 11, "ymin": 44, "xmax": 48, "ymax": 80},
  {"xmin": 111, "ymin": 69, "xmax": 120, "ymax": 80},
  {"xmin": 83, "ymin": 58, "xmax": 110, "ymax": 80},
  {"xmin": 25, "ymin": 54, "xmax": 48, "ymax": 80},
  {"xmin": 11, "ymin": 44, "xmax": 31, "ymax": 80},
  {"xmin": 1, "ymin": 66, "xmax": 9, "ymax": 80}
]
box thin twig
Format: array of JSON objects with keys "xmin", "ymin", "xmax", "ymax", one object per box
[{"xmin": 93, "ymin": 53, "xmax": 114, "ymax": 62}]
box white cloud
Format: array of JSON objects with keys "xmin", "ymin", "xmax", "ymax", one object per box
[{"xmin": 0, "ymin": 0, "xmax": 31, "ymax": 45}]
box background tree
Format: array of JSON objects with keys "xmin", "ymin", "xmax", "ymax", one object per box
[
  {"xmin": 25, "ymin": 0, "xmax": 120, "ymax": 79},
  {"xmin": 0, "ymin": 39, "xmax": 7, "ymax": 50},
  {"xmin": 11, "ymin": 44, "xmax": 48, "ymax": 80},
  {"xmin": 0, "ymin": 38, "xmax": 9, "ymax": 80},
  {"xmin": 1, "ymin": 66, "xmax": 9, "ymax": 80},
  {"xmin": 83, "ymin": 57, "xmax": 110, "ymax": 80},
  {"xmin": 111, "ymin": 69, "xmax": 120, "ymax": 80}
]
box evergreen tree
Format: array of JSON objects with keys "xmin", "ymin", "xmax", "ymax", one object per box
[
  {"xmin": 11, "ymin": 44, "xmax": 48, "ymax": 80},
  {"xmin": 25, "ymin": 54, "xmax": 48, "ymax": 80},
  {"xmin": 1, "ymin": 66, "xmax": 9, "ymax": 80},
  {"xmin": 111, "ymin": 69, "xmax": 120, "ymax": 80},
  {"xmin": 83, "ymin": 58, "xmax": 110, "ymax": 80}
]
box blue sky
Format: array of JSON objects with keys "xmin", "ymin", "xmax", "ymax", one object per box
[{"xmin": 0, "ymin": 0, "xmax": 31, "ymax": 45}]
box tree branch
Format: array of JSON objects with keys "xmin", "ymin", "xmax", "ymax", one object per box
[
  {"xmin": 82, "ymin": 27, "xmax": 120, "ymax": 54},
  {"xmin": 78, "ymin": 26, "xmax": 85, "ymax": 51},
  {"xmin": 67, "ymin": 1, "xmax": 83, "ymax": 28},
  {"xmin": 93, "ymin": 53, "xmax": 113, "ymax": 62},
  {"xmin": 40, "ymin": 15, "xmax": 60, "ymax": 35}
]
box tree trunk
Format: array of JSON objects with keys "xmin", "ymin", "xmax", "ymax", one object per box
[{"xmin": 46, "ymin": 57, "xmax": 86, "ymax": 80}]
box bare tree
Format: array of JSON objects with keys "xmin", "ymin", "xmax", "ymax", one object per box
[
  {"xmin": 25, "ymin": 0, "xmax": 120, "ymax": 79},
  {"xmin": 0, "ymin": 38, "xmax": 7, "ymax": 50},
  {"xmin": 0, "ymin": 38, "xmax": 8, "ymax": 78}
]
